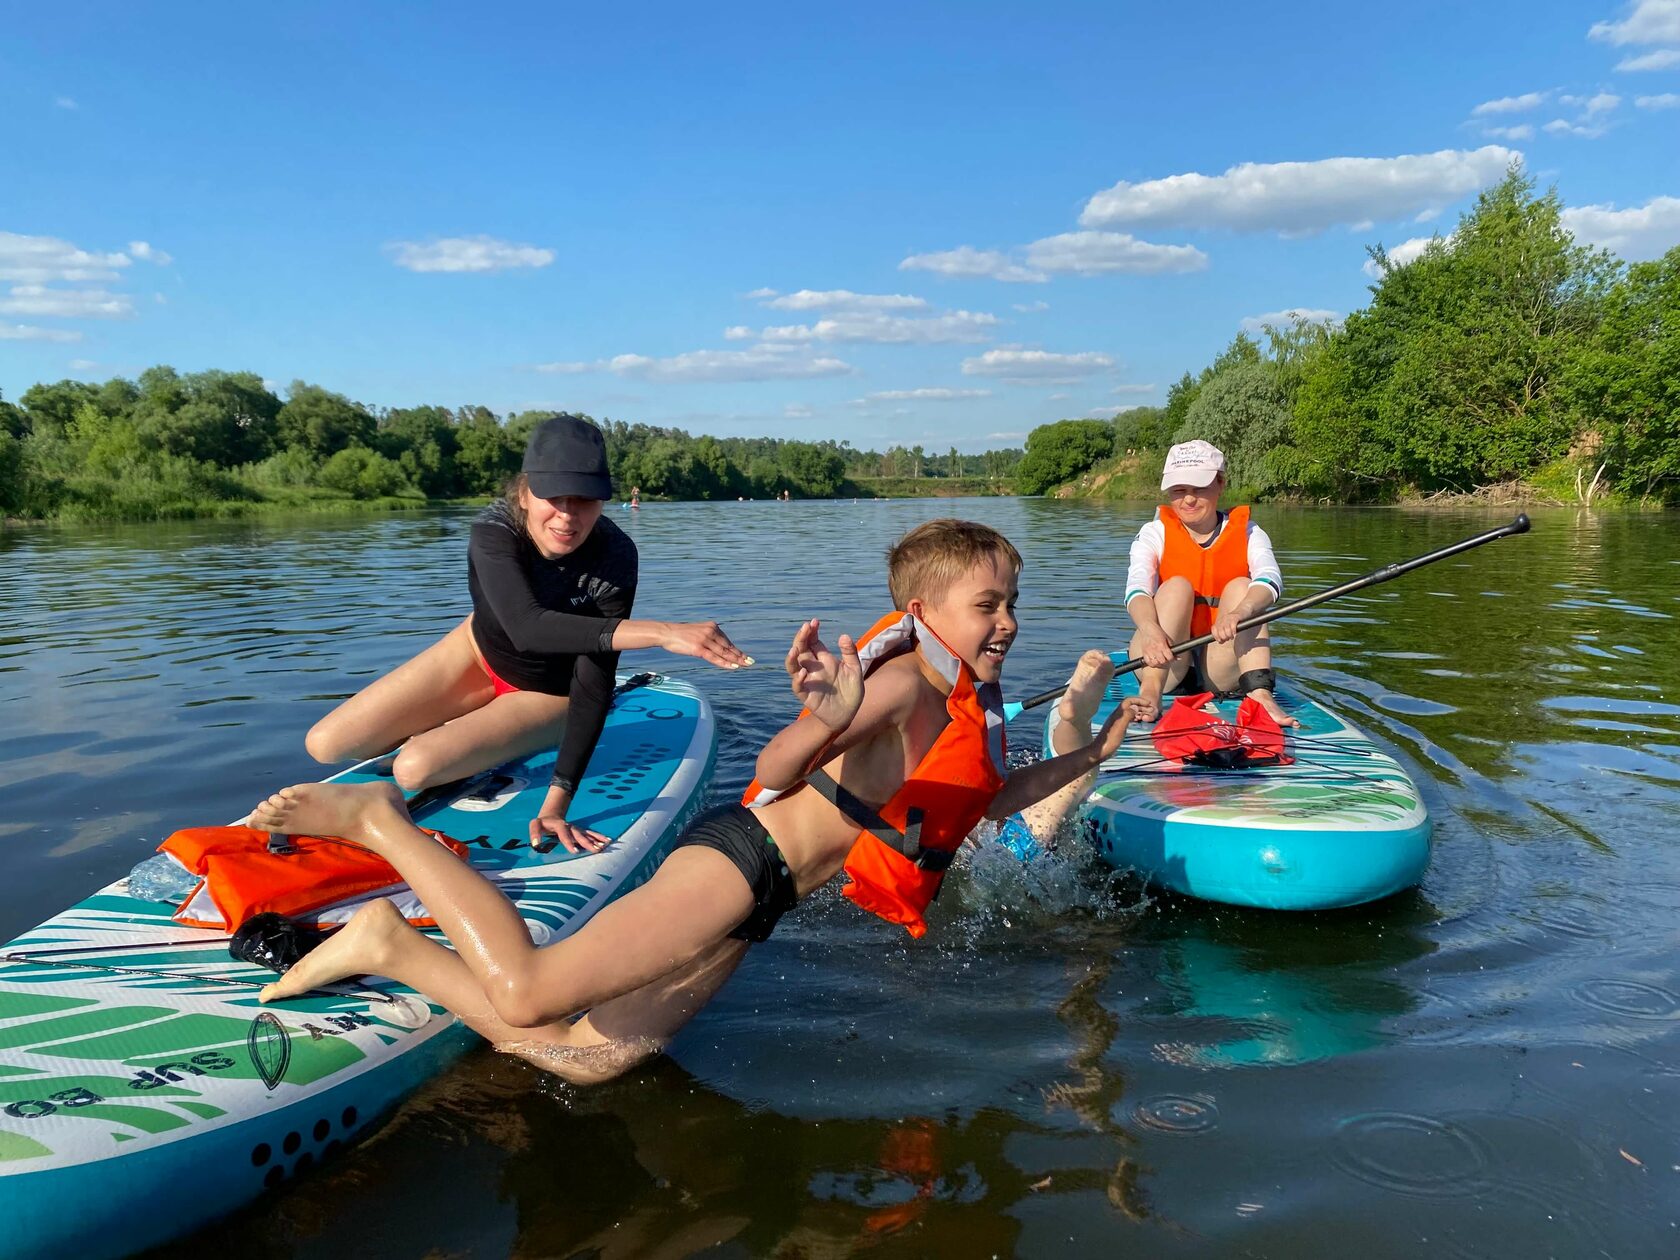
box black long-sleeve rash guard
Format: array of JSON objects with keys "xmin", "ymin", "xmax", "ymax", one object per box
[{"xmin": 467, "ymin": 499, "xmax": 639, "ymax": 793}]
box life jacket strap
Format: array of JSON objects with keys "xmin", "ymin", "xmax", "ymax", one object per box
[{"xmin": 806, "ymin": 770, "xmax": 949, "ymax": 872}]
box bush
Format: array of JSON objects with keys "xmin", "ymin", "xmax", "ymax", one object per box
[
  {"xmin": 318, "ymin": 447, "xmax": 414, "ymax": 499},
  {"xmin": 1016, "ymin": 420, "xmax": 1118, "ymax": 494}
]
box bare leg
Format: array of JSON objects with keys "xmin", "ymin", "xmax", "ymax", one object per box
[
  {"xmin": 305, "ymin": 617, "xmax": 493, "ymax": 764},
  {"xmin": 248, "ymin": 782, "xmax": 755, "ymax": 1028},
  {"xmin": 1018, "ymin": 650, "xmax": 1115, "ymax": 846},
  {"xmin": 1200, "ymin": 578, "xmax": 1301, "ymax": 728},
  {"xmin": 1131, "ymin": 577, "xmax": 1193, "ymax": 722},
  {"xmin": 389, "ymin": 689, "xmax": 569, "ymax": 791}
]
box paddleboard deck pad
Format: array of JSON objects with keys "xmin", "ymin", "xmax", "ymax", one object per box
[
  {"xmin": 1046, "ymin": 673, "xmax": 1430, "ymax": 910},
  {"xmin": 0, "ymin": 673, "xmax": 714, "ymax": 1259}
]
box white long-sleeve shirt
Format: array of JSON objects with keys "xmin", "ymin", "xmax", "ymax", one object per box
[{"xmin": 1124, "ymin": 512, "xmax": 1282, "ymax": 605}]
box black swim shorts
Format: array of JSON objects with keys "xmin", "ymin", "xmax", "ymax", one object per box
[{"xmin": 673, "ymin": 803, "xmax": 799, "ymax": 943}]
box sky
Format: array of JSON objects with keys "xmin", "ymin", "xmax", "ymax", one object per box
[{"xmin": 2, "ymin": 1, "xmax": 1677, "ymax": 452}]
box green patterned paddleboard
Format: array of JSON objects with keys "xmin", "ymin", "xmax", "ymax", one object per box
[{"xmin": 0, "ymin": 673, "xmax": 714, "ymax": 1259}]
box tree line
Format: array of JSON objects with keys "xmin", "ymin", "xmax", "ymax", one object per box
[
  {"xmin": 1021, "ymin": 166, "xmax": 1677, "ymax": 505},
  {"xmin": 0, "ymin": 371, "xmax": 1024, "ymax": 521}
]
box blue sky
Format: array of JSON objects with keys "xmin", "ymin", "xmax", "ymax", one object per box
[{"xmin": 3, "ymin": 1, "xmax": 1677, "ymax": 451}]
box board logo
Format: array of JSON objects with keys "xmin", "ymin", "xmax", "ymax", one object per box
[{"xmin": 247, "ymin": 1011, "xmax": 291, "ymax": 1090}]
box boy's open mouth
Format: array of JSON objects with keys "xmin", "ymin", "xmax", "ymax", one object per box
[{"xmin": 982, "ymin": 639, "xmax": 1011, "ymax": 661}]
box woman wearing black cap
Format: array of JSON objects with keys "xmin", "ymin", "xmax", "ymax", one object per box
[{"xmin": 304, "ymin": 414, "xmax": 751, "ymax": 852}]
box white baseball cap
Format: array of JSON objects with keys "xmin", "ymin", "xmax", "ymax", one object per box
[{"xmin": 1160, "ymin": 440, "xmax": 1226, "ymax": 490}]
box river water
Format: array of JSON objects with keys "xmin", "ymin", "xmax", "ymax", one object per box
[{"xmin": 3, "ymin": 499, "xmax": 1676, "ymax": 1257}]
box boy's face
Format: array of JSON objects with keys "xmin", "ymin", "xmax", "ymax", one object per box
[{"xmin": 911, "ymin": 552, "xmax": 1020, "ymax": 685}]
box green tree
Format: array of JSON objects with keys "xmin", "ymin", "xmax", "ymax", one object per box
[
  {"xmin": 317, "ymin": 446, "xmax": 413, "ymax": 498},
  {"xmin": 1181, "ymin": 363, "xmax": 1296, "ymax": 493},
  {"xmin": 136, "ymin": 369, "xmax": 281, "ymax": 466},
  {"xmin": 454, "ymin": 411, "xmax": 520, "ymax": 494},
  {"xmin": 18, "ymin": 379, "xmax": 98, "ymax": 439},
  {"xmin": 377, "ymin": 405, "xmax": 461, "ymax": 497},
  {"xmin": 1015, "ymin": 419, "xmax": 1117, "ymax": 494},
  {"xmin": 277, "ymin": 383, "xmax": 376, "ymax": 457}
]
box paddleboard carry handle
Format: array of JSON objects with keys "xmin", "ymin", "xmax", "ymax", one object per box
[{"xmin": 1005, "ymin": 514, "xmax": 1532, "ymax": 721}]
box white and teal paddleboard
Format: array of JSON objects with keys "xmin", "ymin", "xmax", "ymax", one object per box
[
  {"xmin": 0, "ymin": 673, "xmax": 714, "ymax": 1260},
  {"xmin": 1041, "ymin": 673, "xmax": 1430, "ymax": 910}
]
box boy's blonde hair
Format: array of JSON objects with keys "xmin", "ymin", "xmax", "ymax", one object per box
[{"xmin": 887, "ymin": 519, "xmax": 1023, "ymax": 609}]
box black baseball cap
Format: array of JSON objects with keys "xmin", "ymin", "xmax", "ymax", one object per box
[{"xmin": 523, "ymin": 415, "xmax": 613, "ymax": 500}]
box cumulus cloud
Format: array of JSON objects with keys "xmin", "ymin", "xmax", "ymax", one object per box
[
  {"xmin": 1563, "ymin": 91, "xmax": 1623, "ymax": 115},
  {"xmin": 1023, "ymin": 231, "xmax": 1209, "ymax": 275},
  {"xmin": 0, "ymin": 285, "xmax": 133, "ymax": 318},
  {"xmin": 1544, "ymin": 118, "xmax": 1610, "ymax": 137},
  {"xmin": 961, "ymin": 348, "xmax": 1115, "ymax": 383},
  {"xmin": 858, "ymin": 388, "xmax": 992, "ymax": 403},
  {"xmin": 1362, "ymin": 234, "xmax": 1446, "ymax": 276},
  {"xmin": 900, "ymin": 246, "xmax": 1047, "ymax": 283},
  {"xmin": 537, "ymin": 345, "xmax": 855, "ymax": 383},
  {"xmin": 68, "ymin": 358, "xmax": 98, "ymax": 371},
  {"xmin": 1471, "ymin": 91, "xmax": 1549, "ymax": 116},
  {"xmin": 1590, "ymin": 0, "xmax": 1680, "ymax": 45},
  {"xmin": 784, "ymin": 404, "xmax": 814, "ymax": 419},
  {"xmin": 127, "ymin": 240, "xmax": 172, "ymax": 265},
  {"xmin": 1562, "ymin": 195, "xmax": 1680, "ymax": 259},
  {"xmin": 1637, "ymin": 92, "xmax": 1680, "ymax": 106},
  {"xmin": 1617, "ymin": 47, "xmax": 1680, "ymax": 69},
  {"xmin": 1078, "ymin": 146, "xmax": 1517, "ymax": 234},
  {"xmin": 748, "ymin": 310, "xmax": 999, "ymax": 345},
  {"xmin": 751, "ymin": 288, "xmax": 927, "ymax": 313},
  {"xmin": 0, "ymin": 323, "xmax": 83, "ymax": 342},
  {"xmin": 0, "ymin": 231, "xmax": 133, "ymax": 284},
  {"xmin": 386, "ymin": 235, "xmax": 555, "ymax": 273},
  {"xmin": 1484, "ymin": 124, "xmax": 1536, "ymax": 140},
  {"xmin": 1240, "ymin": 308, "xmax": 1344, "ymax": 333}
]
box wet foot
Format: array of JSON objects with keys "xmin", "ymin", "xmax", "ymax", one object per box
[
  {"xmin": 1058, "ymin": 650, "xmax": 1117, "ymax": 731},
  {"xmin": 248, "ymin": 781, "xmax": 409, "ymax": 850},
  {"xmin": 259, "ymin": 898, "xmax": 404, "ymax": 1002},
  {"xmin": 1247, "ymin": 689, "xmax": 1302, "ymax": 729}
]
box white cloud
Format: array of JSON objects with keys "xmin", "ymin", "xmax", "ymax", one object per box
[
  {"xmin": 723, "ymin": 325, "xmax": 755, "ymax": 340},
  {"xmin": 0, "ymin": 285, "xmax": 133, "ymax": 318},
  {"xmin": 606, "ymin": 345, "xmax": 855, "ymax": 383},
  {"xmin": 1617, "ymin": 47, "xmax": 1680, "ymax": 69},
  {"xmin": 859, "ymin": 388, "xmax": 992, "ymax": 403},
  {"xmin": 961, "ymin": 348, "xmax": 1115, "ymax": 383},
  {"xmin": 1079, "ymin": 146, "xmax": 1517, "ymax": 234},
  {"xmin": 0, "ymin": 231, "xmax": 132, "ymax": 283},
  {"xmin": 1561, "ymin": 91, "xmax": 1623, "ymax": 115},
  {"xmin": 1240, "ymin": 308, "xmax": 1344, "ymax": 333},
  {"xmin": 1484, "ymin": 124, "xmax": 1536, "ymax": 140},
  {"xmin": 1471, "ymin": 91, "xmax": 1549, "ymax": 116},
  {"xmin": 1637, "ymin": 92, "xmax": 1680, "ymax": 106},
  {"xmin": 0, "ymin": 323, "xmax": 83, "ymax": 342},
  {"xmin": 1023, "ymin": 230, "xmax": 1209, "ymax": 275},
  {"xmin": 985, "ymin": 431, "xmax": 1027, "ymax": 441},
  {"xmin": 1590, "ymin": 0, "xmax": 1680, "ymax": 45},
  {"xmin": 784, "ymin": 403, "xmax": 814, "ymax": 419},
  {"xmin": 1363, "ymin": 234, "xmax": 1446, "ymax": 276},
  {"xmin": 127, "ymin": 240, "xmax": 172, "ymax": 265},
  {"xmin": 1544, "ymin": 118, "xmax": 1610, "ymax": 137},
  {"xmin": 1562, "ymin": 195, "xmax": 1680, "ymax": 259},
  {"xmin": 386, "ymin": 235, "xmax": 555, "ymax": 273},
  {"xmin": 68, "ymin": 358, "xmax": 98, "ymax": 371},
  {"xmin": 1082, "ymin": 405, "xmax": 1135, "ymax": 419},
  {"xmin": 531, "ymin": 360, "xmax": 596, "ymax": 374},
  {"xmin": 750, "ymin": 309, "xmax": 999, "ymax": 345},
  {"xmin": 899, "ymin": 246, "xmax": 1047, "ymax": 284},
  {"xmin": 54, "ymin": 96, "xmax": 77, "ymax": 110},
  {"xmin": 752, "ymin": 288, "xmax": 928, "ymax": 313},
  {"xmin": 1014, "ymin": 300, "xmax": 1049, "ymax": 313},
  {"xmin": 1113, "ymin": 383, "xmax": 1158, "ymax": 395}
]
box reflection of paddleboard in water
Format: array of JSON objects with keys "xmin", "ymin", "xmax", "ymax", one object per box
[
  {"xmin": 0, "ymin": 674, "xmax": 715, "ymax": 1259},
  {"xmin": 1044, "ymin": 672, "xmax": 1430, "ymax": 910}
]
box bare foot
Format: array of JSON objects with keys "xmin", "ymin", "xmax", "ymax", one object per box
[
  {"xmin": 1132, "ymin": 673, "xmax": 1164, "ymax": 724},
  {"xmin": 1248, "ymin": 689, "xmax": 1303, "ymax": 729},
  {"xmin": 259, "ymin": 898, "xmax": 405, "ymax": 1002},
  {"xmin": 1058, "ymin": 650, "xmax": 1116, "ymax": 727},
  {"xmin": 248, "ymin": 781, "xmax": 410, "ymax": 850}
]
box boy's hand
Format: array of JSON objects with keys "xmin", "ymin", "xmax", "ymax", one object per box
[
  {"xmin": 786, "ymin": 619, "xmax": 863, "ymax": 731},
  {"xmin": 1091, "ymin": 696, "xmax": 1147, "ymax": 763}
]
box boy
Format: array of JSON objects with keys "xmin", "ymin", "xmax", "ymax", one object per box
[{"xmin": 250, "ymin": 520, "xmax": 1135, "ymax": 1084}]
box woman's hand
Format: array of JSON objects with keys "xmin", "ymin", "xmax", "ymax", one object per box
[
  {"xmin": 529, "ymin": 786, "xmax": 610, "ymax": 854},
  {"xmin": 785, "ymin": 619, "xmax": 863, "ymax": 732},
  {"xmin": 1136, "ymin": 621, "xmax": 1175, "ymax": 667},
  {"xmin": 1211, "ymin": 604, "xmax": 1242, "ymax": 643},
  {"xmin": 662, "ymin": 621, "xmax": 755, "ymax": 670}
]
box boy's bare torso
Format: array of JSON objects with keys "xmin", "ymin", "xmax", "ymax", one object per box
[{"xmin": 755, "ymin": 651, "xmax": 955, "ymax": 896}]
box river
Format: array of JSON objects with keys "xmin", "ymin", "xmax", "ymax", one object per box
[{"xmin": 2, "ymin": 498, "xmax": 1675, "ymax": 1257}]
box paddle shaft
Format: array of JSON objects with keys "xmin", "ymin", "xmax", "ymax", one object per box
[{"xmin": 1007, "ymin": 513, "xmax": 1531, "ymax": 718}]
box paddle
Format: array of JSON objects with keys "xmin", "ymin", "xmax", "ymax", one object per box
[{"xmin": 1004, "ymin": 513, "xmax": 1532, "ymax": 721}]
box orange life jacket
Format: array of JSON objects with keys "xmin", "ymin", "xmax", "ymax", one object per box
[
  {"xmin": 742, "ymin": 612, "xmax": 1008, "ymax": 939},
  {"xmin": 159, "ymin": 824, "xmax": 467, "ymax": 930},
  {"xmin": 1157, "ymin": 504, "xmax": 1251, "ymax": 638}
]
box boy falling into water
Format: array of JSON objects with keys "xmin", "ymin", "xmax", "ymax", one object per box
[{"xmin": 250, "ymin": 519, "xmax": 1137, "ymax": 1083}]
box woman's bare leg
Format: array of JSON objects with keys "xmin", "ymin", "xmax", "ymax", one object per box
[
  {"xmin": 249, "ymin": 782, "xmax": 755, "ymax": 1027},
  {"xmin": 1201, "ymin": 578, "xmax": 1301, "ymax": 728},
  {"xmin": 1132, "ymin": 577, "xmax": 1193, "ymax": 722},
  {"xmin": 389, "ymin": 689, "xmax": 569, "ymax": 791},
  {"xmin": 305, "ymin": 618, "xmax": 492, "ymax": 764}
]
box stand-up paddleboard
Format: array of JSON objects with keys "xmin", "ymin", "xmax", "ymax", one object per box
[
  {"xmin": 1041, "ymin": 673, "xmax": 1430, "ymax": 910},
  {"xmin": 0, "ymin": 673, "xmax": 714, "ymax": 1260}
]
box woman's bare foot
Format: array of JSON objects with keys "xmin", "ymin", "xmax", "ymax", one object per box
[
  {"xmin": 258, "ymin": 898, "xmax": 407, "ymax": 1002},
  {"xmin": 248, "ymin": 781, "xmax": 410, "ymax": 850},
  {"xmin": 1132, "ymin": 671, "xmax": 1165, "ymax": 724},
  {"xmin": 1247, "ymin": 689, "xmax": 1302, "ymax": 729}
]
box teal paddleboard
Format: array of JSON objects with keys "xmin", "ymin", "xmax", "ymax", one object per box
[
  {"xmin": 1042, "ymin": 673, "xmax": 1430, "ymax": 910},
  {"xmin": 0, "ymin": 673, "xmax": 714, "ymax": 1259}
]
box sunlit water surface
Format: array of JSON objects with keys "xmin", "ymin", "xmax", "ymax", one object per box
[{"xmin": 3, "ymin": 499, "xmax": 1676, "ymax": 1257}]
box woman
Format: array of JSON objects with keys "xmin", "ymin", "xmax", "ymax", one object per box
[
  {"xmin": 305, "ymin": 414, "xmax": 751, "ymax": 851},
  {"xmin": 1124, "ymin": 439, "xmax": 1299, "ymax": 728}
]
